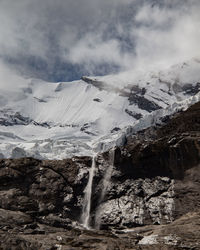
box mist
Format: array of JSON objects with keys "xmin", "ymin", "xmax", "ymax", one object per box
[{"xmin": 0, "ymin": 0, "xmax": 199, "ymax": 82}]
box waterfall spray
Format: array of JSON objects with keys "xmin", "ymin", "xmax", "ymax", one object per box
[
  {"xmin": 95, "ymin": 148, "xmax": 115, "ymax": 229},
  {"xmin": 81, "ymin": 155, "xmax": 96, "ymax": 229},
  {"xmin": 100, "ymin": 148, "xmax": 115, "ymax": 202}
]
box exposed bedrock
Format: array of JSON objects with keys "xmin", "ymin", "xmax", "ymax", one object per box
[
  {"xmin": 0, "ymin": 131, "xmax": 200, "ymax": 230},
  {"xmin": 89, "ymin": 133, "xmax": 200, "ymax": 230},
  {"xmin": 0, "ymin": 102, "xmax": 200, "ymax": 249}
]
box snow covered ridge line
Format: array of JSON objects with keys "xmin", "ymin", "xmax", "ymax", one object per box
[
  {"xmin": 0, "ymin": 58, "xmax": 200, "ymax": 159},
  {"xmin": 4, "ymin": 88, "xmax": 193, "ymax": 160},
  {"xmin": 93, "ymin": 90, "xmax": 200, "ymax": 153},
  {"xmin": 129, "ymin": 89, "xmax": 200, "ymax": 133}
]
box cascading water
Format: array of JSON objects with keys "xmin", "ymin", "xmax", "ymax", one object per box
[
  {"xmin": 95, "ymin": 148, "xmax": 115, "ymax": 229},
  {"xmin": 81, "ymin": 155, "xmax": 96, "ymax": 229},
  {"xmin": 100, "ymin": 148, "xmax": 115, "ymax": 202}
]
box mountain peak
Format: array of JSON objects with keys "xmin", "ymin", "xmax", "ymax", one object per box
[{"xmin": 0, "ymin": 58, "xmax": 200, "ymax": 159}]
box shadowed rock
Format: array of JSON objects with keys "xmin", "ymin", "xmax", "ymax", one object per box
[{"xmin": 0, "ymin": 102, "xmax": 200, "ymax": 249}]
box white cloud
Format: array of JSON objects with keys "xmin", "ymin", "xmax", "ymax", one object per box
[
  {"xmin": 0, "ymin": 0, "xmax": 199, "ymax": 80},
  {"xmin": 132, "ymin": 1, "xmax": 200, "ymax": 71}
]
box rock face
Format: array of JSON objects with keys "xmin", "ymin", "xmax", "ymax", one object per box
[
  {"xmin": 0, "ymin": 157, "xmax": 92, "ymax": 223},
  {"xmin": 85, "ymin": 102, "xmax": 200, "ymax": 231},
  {"xmin": 0, "ymin": 102, "xmax": 200, "ymax": 249}
]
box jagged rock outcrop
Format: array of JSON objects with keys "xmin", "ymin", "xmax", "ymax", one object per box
[
  {"xmin": 0, "ymin": 157, "xmax": 92, "ymax": 226},
  {"xmin": 90, "ymin": 102, "xmax": 200, "ymax": 230},
  {"xmin": 0, "ymin": 109, "xmax": 50, "ymax": 127},
  {"xmin": 0, "ymin": 102, "xmax": 200, "ymax": 249}
]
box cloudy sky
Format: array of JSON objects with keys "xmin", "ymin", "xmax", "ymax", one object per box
[{"xmin": 0, "ymin": 0, "xmax": 200, "ymax": 82}]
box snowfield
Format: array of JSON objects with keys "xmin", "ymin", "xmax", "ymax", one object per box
[{"xmin": 0, "ymin": 58, "xmax": 200, "ymax": 159}]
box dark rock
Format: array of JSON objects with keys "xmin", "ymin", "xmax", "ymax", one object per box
[
  {"xmin": 128, "ymin": 93, "xmax": 162, "ymax": 112},
  {"xmin": 93, "ymin": 98, "xmax": 102, "ymax": 103},
  {"xmin": 0, "ymin": 109, "xmax": 50, "ymax": 128},
  {"xmin": 183, "ymin": 82, "xmax": 200, "ymax": 95},
  {"xmin": 111, "ymin": 127, "xmax": 121, "ymax": 133},
  {"xmin": 0, "ymin": 102, "xmax": 200, "ymax": 249},
  {"xmin": 0, "ymin": 157, "xmax": 90, "ymax": 224},
  {"xmin": 0, "ymin": 208, "xmax": 33, "ymax": 226},
  {"xmin": 125, "ymin": 109, "xmax": 143, "ymax": 120},
  {"xmin": 81, "ymin": 76, "xmax": 105, "ymax": 90},
  {"xmin": 38, "ymin": 214, "xmax": 72, "ymax": 229}
]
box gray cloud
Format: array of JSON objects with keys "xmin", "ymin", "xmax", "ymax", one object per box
[{"xmin": 0, "ymin": 0, "xmax": 199, "ymax": 81}]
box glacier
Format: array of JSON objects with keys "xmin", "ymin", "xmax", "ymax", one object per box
[{"xmin": 0, "ymin": 58, "xmax": 200, "ymax": 159}]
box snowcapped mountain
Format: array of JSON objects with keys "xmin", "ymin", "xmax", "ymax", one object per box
[{"xmin": 0, "ymin": 58, "xmax": 200, "ymax": 159}]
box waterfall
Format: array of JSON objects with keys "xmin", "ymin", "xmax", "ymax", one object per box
[
  {"xmin": 81, "ymin": 155, "xmax": 96, "ymax": 229},
  {"xmin": 95, "ymin": 148, "xmax": 115, "ymax": 229},
  {"xmin": 100, "ymin": 148, "xmax": 115, "ymax": 202}
]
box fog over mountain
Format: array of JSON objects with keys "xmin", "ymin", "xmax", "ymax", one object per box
[
  {"xmin": 0, "ymin": 0, "xmax": 200, "ymax": 81},
  {"xmin": 1, "ymin": 2, "xmax": 200, "ymax": 248}
]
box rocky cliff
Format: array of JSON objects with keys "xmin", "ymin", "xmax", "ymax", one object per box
[{"xmin": 0, "ymin": 102, "xmax": 200, "ymax": 249}]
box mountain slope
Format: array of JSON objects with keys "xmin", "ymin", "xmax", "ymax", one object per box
[
  {"xmin": 0, "ymin": 100, "xmax": 200, "ymax": 249},
  {"xmin": 0, "ymin": 58, "xmax": 200, "ymax": 159}
]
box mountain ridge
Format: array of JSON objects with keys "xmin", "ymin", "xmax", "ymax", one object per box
[
  {"xmin": 0, "ymin": 99, "xmax": 200, "ymax": 249},
  {"xmin": 0, "ymin": 58, "xmax": 200, "ymax": 159}
]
